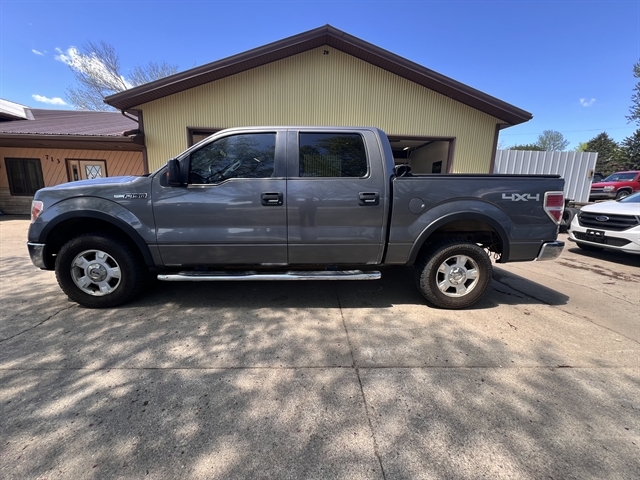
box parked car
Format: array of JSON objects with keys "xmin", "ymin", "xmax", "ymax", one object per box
[
  {"xmin": 589, "ymin": 171, "xmax": 640, "ymax": 201},
  {"xmin": 27, "ymin": 126, "xmax": 565, "ymax": 309},
  {"xmin": 568, "ymin": 191, "xmax": 640, "ymax": 254}
]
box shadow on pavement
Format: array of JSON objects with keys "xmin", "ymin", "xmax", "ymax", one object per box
[
  {"xmin": 2, "ymin": 218, "xmax": 637, "ymax": 478},
  {"xmin": 491, "ymin": 266, "xmax": 569, "ymax": 307}
]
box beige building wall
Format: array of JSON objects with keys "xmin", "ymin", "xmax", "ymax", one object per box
[
  {"xmin": 135, "ymin": 47, "xmax": 502, "ymax": 173},
  {"xmin": 0, "ymin": 147, "xmax": 143, "ymax": 214}
]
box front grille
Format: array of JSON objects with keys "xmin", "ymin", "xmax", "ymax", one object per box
[
  {"xmin": 578, "ymin": 212, "xmax": 639, "ymax": 231},
  {"xmin": 590, "ymin": 187, "xmax": 605, "ymax": 193},
  {"xmin": 573, "ymin": 232, "xmax": 631, "ymax": 247}
]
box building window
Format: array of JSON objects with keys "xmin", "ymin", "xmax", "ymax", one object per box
[
  {"xmin": 187, "ymin": 128, "xmax": 221, "ymax": 147},
  {"xmin": 299, "ymin": 133, "xmax": 368, "ymax": 178},
  {"xmin": 4, "ymin": 158, "xmax": 44, "ymax": 196}
]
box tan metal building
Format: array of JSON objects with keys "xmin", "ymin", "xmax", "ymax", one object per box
[
  {"xmin": 106, "ymin": 25, "xmax": 532, "ymax": 174},
  {"xmin": 0, "ymin": 104, "xmax": 144, "ymax": 214}
]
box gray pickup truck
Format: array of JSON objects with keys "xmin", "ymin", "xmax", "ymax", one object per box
[{"xmin": 28, "ymin": 127, "xmax": 565, "ymax": 309}]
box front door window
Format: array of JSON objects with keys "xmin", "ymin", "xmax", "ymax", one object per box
[{"xmin": 189, "ymin": 133, "xmax": 276, "ymax": 184}]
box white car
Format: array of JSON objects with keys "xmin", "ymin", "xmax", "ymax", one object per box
[{"xmin": 568, "ymin": 192, "xmax": 640, "ymax": 254}]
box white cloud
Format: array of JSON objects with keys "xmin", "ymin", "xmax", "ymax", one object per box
[
  {"xmin": 31, "ymin": 49, "xmax": 44, "ymax": 56},
  {"xmin": 55, "ymin": 46, "xmax": 133, "ymax": 89},
  {"xmin": 32, "ymin": 94, "xmax": 67, "ymax": 106},
  {"xmin": 579, "ymin": 98, "xmax": 596, "ymax": 107}
]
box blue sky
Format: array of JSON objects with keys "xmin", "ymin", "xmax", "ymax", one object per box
[{"xmin": 1, "ymin": 0, "xmax": 638, "ymax": 148}]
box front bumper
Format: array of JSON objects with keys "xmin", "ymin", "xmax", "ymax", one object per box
[
  {"xmin": 27, "ymin": 242, "xmax": 47, "ymax": 269},
  {"xmin": 568, "ymin": 217, "xmax": 640, "ymax": 254},
  {"xmin": 589, "ymin": 192, "xmax": 617, "ymax": 200},
  {"xmin": 535, "ymin": 241, "xmax": 565, "ymax": 261}
]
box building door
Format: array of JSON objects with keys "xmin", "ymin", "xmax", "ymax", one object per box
[{"xmin": 67, "ymin": 159, "xmax": 107, "ymax": 181}]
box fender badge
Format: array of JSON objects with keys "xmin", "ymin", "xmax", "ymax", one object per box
[{"xmin": 114, "ymin": 193, "xmax": 148, "ymax": 199}]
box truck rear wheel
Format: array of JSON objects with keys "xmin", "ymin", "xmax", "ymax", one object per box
[
  {"xmin": 55, "ymin": 233, "xmax": 146, "ymax": 308},
  {"xmin": 415, "ymin": 239, "xmax": 492, "ymax": 309}
]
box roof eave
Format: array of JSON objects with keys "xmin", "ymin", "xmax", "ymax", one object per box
[
  {"xmin": 105, "ymin": 25, "xmax": 532, "ymax": 126},
  {"xmin": 0, "ymin": 133, "xmax": 145, "ymax": 150}
]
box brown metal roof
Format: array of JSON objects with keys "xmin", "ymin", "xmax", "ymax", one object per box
[
  {"xmin": 0, "ymin": 109, "xmax": 138, "ymax": 136},
  {"xmin": 105, "ymin": 25, "xmax": 532, "ymax": 126}
]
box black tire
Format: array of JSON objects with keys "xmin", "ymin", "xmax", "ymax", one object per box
[
  {"xmin": 414, "ymin": 239, "xmax": 492, "ymax": 309},
  {"xmin": 560, "ymin": 208, "xmax": 577, "ymax": 233},
  {"xmin": 575, "ymin": 241, "xmax": 604, "ymax": 252},
  {"xmin": 615, "ymin": 190, "xmax": 630, "ymax": 200},
  {"xmin": 55, "ymin": 233, "xmax": 146, "ymax": 308}
]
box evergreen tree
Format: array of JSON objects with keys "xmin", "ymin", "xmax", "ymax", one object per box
[
  {"xmin": 585, "ymin": 132, "xmax": 621, "ymax": 175},
  {"xmin": 618, "ymin": 129, "xmax": 640, "ymax": 170},
  {"xmin": 508, "ymin": 143, "xmax": 545, "ymax": 151}
]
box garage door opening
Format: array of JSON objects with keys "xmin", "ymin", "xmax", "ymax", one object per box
[{"xmin": 388, "ymin": 136, "xmax": 455, "ymax": 174}]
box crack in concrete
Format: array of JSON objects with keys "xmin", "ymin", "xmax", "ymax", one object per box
[
  {"xmin": 0, "ymin": 304, "xmax": 76, "ymax": 343},
  {"xmin": 335, "ymin": 284, "xmax": 387, "ymax": 480}
]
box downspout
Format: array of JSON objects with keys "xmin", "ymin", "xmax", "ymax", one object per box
[
  {"xmin": 121, "ymin": 110, "xmax": 138, "ymax": 123},
  {"xmin": 121, "ymin": 109, "xmax": 149, "ymax": 174}
]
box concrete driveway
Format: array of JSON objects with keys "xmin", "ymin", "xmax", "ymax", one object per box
[{"xmin": 1, "ymin": 217, "xmax": 638, "ymax": 479}]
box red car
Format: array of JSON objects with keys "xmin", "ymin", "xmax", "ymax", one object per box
[{"xmin": 589, "ymin": 171, "xmax": 640, "ymax": 201}]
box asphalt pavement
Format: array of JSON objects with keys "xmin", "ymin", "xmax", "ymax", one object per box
[{"xmin": 1, "ymin": 217, "xmax": 638, "ymax": 479}]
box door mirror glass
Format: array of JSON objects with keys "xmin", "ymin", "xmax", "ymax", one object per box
[{"xmin": 167, "ymin": 158, "xmax": 183, "ymax": 186}]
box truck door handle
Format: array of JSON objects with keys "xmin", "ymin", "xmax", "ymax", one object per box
[
  {"xmin": 359, "ymin": 192, "xmax": 379, "ymax": 206},
  {"xmin": 261, "ymin": 192, "xmax": 283, "ymax": 206}
]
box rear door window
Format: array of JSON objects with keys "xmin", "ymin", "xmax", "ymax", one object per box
[{"xmin": 298, "ymin": 133, "xmax": 368, "ymax": 178}]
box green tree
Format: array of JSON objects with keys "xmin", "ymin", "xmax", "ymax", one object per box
[
  {"xmin": 627, "ymin": 60, "xmax": 640, "ymax": 125},
  {"xmin": 617, "ymin": 129, "xmax": 640, "ymax": 170},
  {"xmin": 508, "ymin": 143, "xmax": 544, "ymax": 151},
  {"xmin": 585, "ymin": 132, "xmax": 621, "ymax": 175},
  {"xmin": 536, "ymin": 130, "xmax": 570, "ymax": 151},
  {"xmin": 574, "ymin": 142, "xmax": 588, "ymax": 152},
  {"xmin": 60, "ymin": 41, "xmax": 178, "ymax": 111}
]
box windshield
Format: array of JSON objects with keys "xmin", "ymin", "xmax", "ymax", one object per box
[
  {"xmin": 603, "ymin": 172, "xmax": 638, "ymax": 182},
  {"xmin": 620, "ymin": 192, "xmax": 640, "ymax": 203}
]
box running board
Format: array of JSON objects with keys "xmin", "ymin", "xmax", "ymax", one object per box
[{"xmin": 157, "ymin": 270, "xmax": 381, "ymax": 282}]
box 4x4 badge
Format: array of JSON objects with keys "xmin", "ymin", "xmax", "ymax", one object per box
[{"xmin": 502, "ymin": 193, "xmax": 540, "ymax": 202}]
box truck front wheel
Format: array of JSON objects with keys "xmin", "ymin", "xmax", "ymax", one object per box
[
  {"xmin": 615, "ymin": 190, "xmax": 631, "ymax": 200},
  {"xmin": 415, "ymin": 239, "xmax": 492, "ymax": 309},
  {"xmin": 55, "ymin": 233, "xmax": 146, "ymax": 308}
]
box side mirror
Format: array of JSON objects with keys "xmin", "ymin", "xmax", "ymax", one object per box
[{"xmin": 167, "ymin": 159, "xmax": 183, "ymax": 186}]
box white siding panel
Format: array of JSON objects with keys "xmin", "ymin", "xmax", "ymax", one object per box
[{"xmin": 494, "ymin": 150, "xmax": 598, "ymax": 203}]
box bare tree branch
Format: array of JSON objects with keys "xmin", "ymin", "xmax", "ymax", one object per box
[{"xmin": 60, "ymin": 41, "xmax": 178, "ymax": 111}]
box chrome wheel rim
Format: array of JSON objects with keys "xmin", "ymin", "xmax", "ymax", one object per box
[
  {"xmin": 436, "ymin": 254, "xmax": 480, "ymax": 297},
  {"xmin": 70, "ymin": 249, "xmax": 121, "ymax": 296}
]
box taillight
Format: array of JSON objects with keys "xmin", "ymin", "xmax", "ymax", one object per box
[
  {"xmin": 31, "ymin": 200, "xmax": 44, "ymax": 223},
  {"xmin": 544, "ymin": 191, "xmax": 564, "ymax": 224}
]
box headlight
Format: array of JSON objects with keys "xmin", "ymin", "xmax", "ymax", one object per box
[
  {"xmin": 31, "ymin": 200, "xmax": 44, "ymax": 222},
  {"xmin": 602, "ymin": 186, "xmax": 615, "ymax": 192}
]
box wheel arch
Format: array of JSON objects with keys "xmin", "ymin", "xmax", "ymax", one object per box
[
  {"xmin": 38, "ymin": 211, "xmax": 155, "ymax": 270},
  {"xmin": 407, "ymin": 211, "xmax": 510, "ymax": 265}
]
